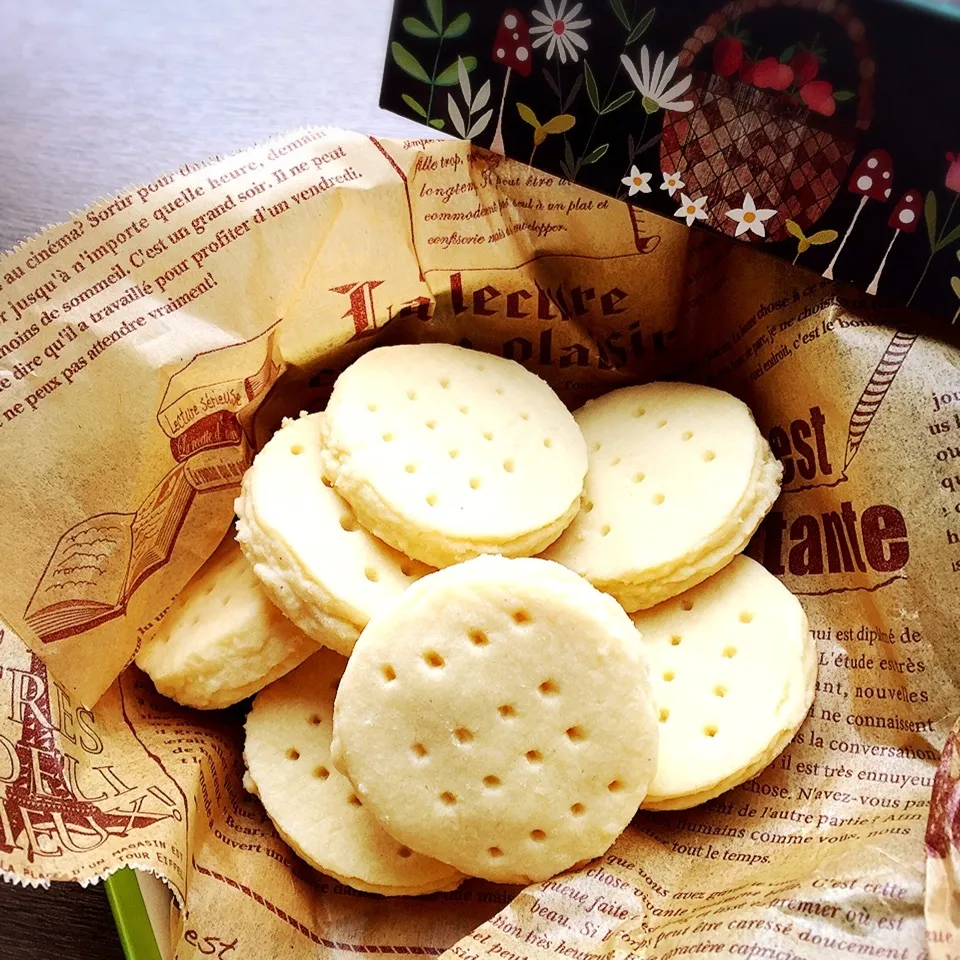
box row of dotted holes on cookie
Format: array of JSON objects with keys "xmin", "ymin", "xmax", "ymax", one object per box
[
  {"xmin": 283, "ymin": 716, "xmax": 415, "ymax": 859},
  {"xmin": 368, "ymin": 387, "xmax": 555, "ymax": 505},
  {"xmin": 655, "ymin": 600, "xmax": 756, "ymax": 738},
  {"xmin": 335, "ymin": 509, "xmax": 421, "ymax": 583},
  {"xmin": 381, "ymin": 613, "xmax": 619, "ymax": 853},
  {"xmin": 433, "ymin": 765, "xmax": 604, "ymax": 859},
  {"xmin": 287, "ymin": 438, "xmax": 512, "ymax": 523},
  {"xmin": 584, "ymin": 412, "xmax": 716, "ymax": 515},
  {"xmin": 281, "ymin": 739, "xmax": 587, "ymax": 860},
  {"xmin": 287, "ymin": 435, "xmax": 424, "ymax": 584}
]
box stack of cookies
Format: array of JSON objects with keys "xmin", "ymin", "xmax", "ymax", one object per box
[
  {"xmin": 136, "ymin": 342, "xmax": 814, "ymax": 895},
  {"xmin": 542, "ymin": 382, "xmax": 783, "ymax": 610}
]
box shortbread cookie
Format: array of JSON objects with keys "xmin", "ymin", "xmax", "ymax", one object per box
[
  {"xmin": 543, "ymin": 383, "xmax": 782, "ymax": 610},
  {"xmin": 319, "ymin": 344, "xmax": 587, "ymax": 567},
  {"xmin": 632, "ymin": 556, "xmax": 813, "ymax": 811},
  {"xmin": 244, "ymin": 649, "xmax": 464, "ymax": 895},
  {"xmin": 236, "ymin": 412, "xmax": 432, "ymax": 655},
  {"xmin": 331, "ymin": 556, "xmax": 658, "ymax": 884},
  {"xmin": 136, "ymin": 536, "xmax": 316, "ymax": 709}
]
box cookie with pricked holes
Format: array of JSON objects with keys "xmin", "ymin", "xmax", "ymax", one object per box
[
  {"xmin": 319, "ymin": 344, "xmax": 587, "ymax": 567},
  {"xmin": 136, "ymin": 535, "xmax": 316, "ymax": 710},
  {"xmin": 244, "ymin": 649, "xmax": 464, "ymax": 895},
  {"xmin": 543, "ymin": 383, "xmax": 781, "ymax": 610},
  {"xmin": 331, "ymin": 555, "xmax": 658, "ymax": 884},
  {"xmin": 236, "ymin": 412, "xmax": 432, "ymax": 655},
  {"xmin": 632, "ymin": 556, "xmax": 813, "ymax": 810}
]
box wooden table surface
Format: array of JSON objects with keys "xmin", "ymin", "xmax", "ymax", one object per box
[{"xmin": 0, "ymin": 1, "xmax": 422, "ymax": 956}]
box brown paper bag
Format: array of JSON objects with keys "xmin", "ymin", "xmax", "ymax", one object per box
[{"xmin": 0, "ymin": 128, "xmax": 957, "ymax": 958}]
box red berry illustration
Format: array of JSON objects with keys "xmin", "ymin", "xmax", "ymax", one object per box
[
  {"xmin": 738, "ymin": 59, "xmax": 757, "ymax": 83},
  {"xmin": 713, "ymin": 36, "xmax": 744, "ymax": 77},
  {"xmin": 800, "ymin": 80, "xmax": 835, "ymax": 115},
  {"xmin": 752, "ymin": 56, "xmax": 781, "ymax": 89},
  {"xmin": 769, "ymin": 63, "xmax": 794, "ymax": 91},
  {"xmin": 790, "ymin": 50, "xmax": 819, "ymax": 85}
]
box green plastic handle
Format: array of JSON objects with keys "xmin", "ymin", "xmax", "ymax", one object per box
[{"xmin": 105, "ymin": 868, "xmax": 163, "ymax": 960}]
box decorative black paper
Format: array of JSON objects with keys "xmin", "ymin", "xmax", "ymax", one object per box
[{"xmin": 381, "ymin": 0, "xmax": 960, "ymax": 324}]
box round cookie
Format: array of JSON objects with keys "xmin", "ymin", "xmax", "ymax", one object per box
[
  {"xmin": 542, "ymin": 383, "xmax": 782, "ymax": 610},
  {"xmin": 631, "ymin": 555, "xmax": 814, "ymax": 811},
  {"xmin": 136, "ymin": 536, "xmax": 316, "ymax": 709},
  {"xmin": 331, "ymin": 555, "xmax": 658, "ymax": 884},
  {"xmin": 319, "ymin": 344, "xmax": 588, "ymax": 567},
  {"xmin": 236, "ymin": 412, "xmax": 433, "ymax": 655},
  {"xmin": 244, "ymin": 649, "xmax": 464, "ymax": 895}
]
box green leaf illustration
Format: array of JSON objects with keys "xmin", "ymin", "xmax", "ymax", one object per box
[
  {"xmin": 542, "ymin": 114, "xmax": 576, "ymax": 135},
  {"xmin": 564, "ymin": 138, "xmax": 576, "ymax": 175},
  {"xmin": 584, "ymin": 61, "xmax": 601, "ymax": 114},
  {"xmin": 447, "ymin": 93, "xmax": 466, "ymax": 135},
  {"xmin": 607, "ymin": 0, "xmax": 630, "ymax": 30},
  {"xmin": 426, "ymin": 0, "xmax": 443, "ymax": 33},
  {"xmin": 403, "ymin": 17, "xmax": 439, "ymax": 38},
  {"xmin": 582, "ymin": 143, "xmax": 609, "ymax": 165},
  {"xmin": 443, "ymin": 12, "xmax": 470, "ymax": 38},
  {"xmin": 809, "ymin": 229, "xmax": 839, "ymax": 246},
  {"xmin": 925, "ymin": 191, "xmax": 939, "ymax": 254},
  {"xmin": 391, "ymin": 42, "xmax": 430, "ymax": 82},
  {"xmin": 951, "ymin": 276, "xmax": 960, "ymax": 299},
  {"xmin": 435, "ymin": 56, "xmax": 476, "ymax": 85},
  {"xmin": 780, "ymin": 45, "xmax": 796, "ymax": 62},
  {"xmin": 472, "ymin": 78, "xmax": 491, "ymax": 112},
  {"xmin": 544, "ymin": 68, "xmax": 560, "ymax": 98},
  {"xmin": 833, "ymin": 90, "xmax": 855, "ymax": 101},
  {"xmin": 563, "ymin": 73, "xmax": 583, "ymax": 112},
  {"xmin": 626, "ymin": 9, "xmax": 656, "ymax": 45},
  {"xmin": 602, "ymin": 90, "xmax": 635, "ymax": 114},
  {"xmin": 402, "ymin": 93, "xmax": 428, "ymax": 117},
  {"xmin": 429, "ymin": 117, "xmax": 446, "ymax": 129},
  {"xmin": 937, "ymin": 222, "xmax": 960, "ymax": 252},
  {"xmin": 467, "ymin": 109, "xmax": 493, "ymax": 139},
  {"xmin": 458, "ymin": 56, "xmax": 471, "ymax": 105},
  {"xmin": 517, "ymin": 102, "xmax": 540, "ymax": 128},
  {"xmin": 785, "ymin": 219, "xmax": 806, "ymax": 241}
]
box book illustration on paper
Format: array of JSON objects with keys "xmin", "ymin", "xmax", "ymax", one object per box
[{"xmin": 24, "ymin": 326, "xmax": 284, "ymax": 645}]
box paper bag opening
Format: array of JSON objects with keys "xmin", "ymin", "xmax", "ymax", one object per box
[{"xmin": 0, "ymin": 128, "xmax": 957, "ymax": 958}]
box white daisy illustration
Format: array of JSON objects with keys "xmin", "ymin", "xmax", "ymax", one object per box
[
  {"xmin": 621, "ymin": 46, "xmax": 693, "ymax": 114},
  {"xmin": 674, "ymin": 193, "xmax": 708, "ymax": 226},
  {"xmin": 725, "ymin": 194, "xmax": 777, "ymax": 238},
  {"xmin": 621, "ymin": 167, "xmax": 652, "ymax": 196},
  {"xmin": 530, "ymin": 0, "xmax": 591, "ymax": 64},
  {"xmin": 661, "ymin": 171, "xmax": 685, "ymax": 197}
]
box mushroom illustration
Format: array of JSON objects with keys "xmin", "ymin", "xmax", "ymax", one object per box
[
  {"xmin": 823, "ymin": 149, "xmax": 894, "ymax": 280},
  {"xmin": 866, "ymin": 189, "xmax": 923, "ymax": 296},
  {"xmin": 489, "ymin": 9, "xmax": 532, "ymax": 155}
]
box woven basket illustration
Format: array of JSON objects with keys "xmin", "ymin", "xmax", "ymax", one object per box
[{"xmin": 660, "ymin": 0, "xmax": 874, "ymax": 242}]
